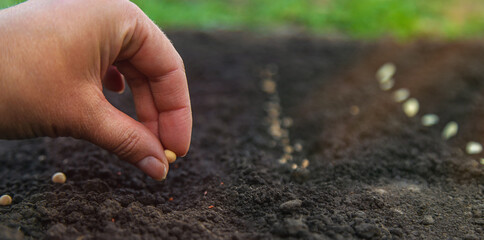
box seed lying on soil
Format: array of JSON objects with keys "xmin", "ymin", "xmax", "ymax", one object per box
[
  {"xmin": 269, "ymin": 123, "xmax": 283, "ymax": 139},
  {"xmin": 403, "ymin": 98, "xmax": 419, "ymax": 117},
  {"xmin": 164, "ymin": 149, "xmax": 177, "ymax": 163},
  {"xmin": 379, "ymin": 78, "xmax": 395, "ymax": 91},
  {"xmin": 466, "ymin": 142, "xmax": 482, "ymax": 154},
  {"xmin": 301, "ymin": 159, "xmax": 309, "ymax": 169},
  {"xmin": 282, "ymin": 117, "xmax": 293, "ymax": 127},
  {"xmin": 480, "ymin": 158, "xmax": 484, "ymax": 165},
  {"xmin": 376, "ymin": 63, "xmax": 396, "ymax": 84},
  {"xmin": 262, "ymin": 79, "xmax": 276, "ymax": 94},
  {"xmin": 0, "ymin": 195, "xmax": 12, "ymax": 206},
  {"xmin": 294, "ymin": 143, "xmax": 303, "ymax": 152},
  {"xmin": 393, "ymin": 88, "xmax": 410, "ymax": 102},
  {"xmin": 291, "ymin": 164, "xmax": 298, "ymax": 169},
  {"xmin": 421, "ymin": 114, "xmax": 439, "ymax": 126},
  {"xmin": 284, "ymin": 146, "xmax": 293, "ymax": 154},
  {"xmin": 349, "ymin": 106, "xmax": 360, "ymax": 116},
  {"xmin": 442, "ymin": 121, "xmax": 458, "ymax": 140},
  {"xmin": 52, "ymin": 172, "xmax": 66, "ymax": 184}
]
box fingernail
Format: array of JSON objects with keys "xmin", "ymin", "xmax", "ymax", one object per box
[{"xmin": 137, "ymin": 156, "xmax": 167, "ymax": 181}]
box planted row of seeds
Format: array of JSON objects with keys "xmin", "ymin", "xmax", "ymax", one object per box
[
  {"xmin": 260, "ymin": 66, "xmax": 309, "ymax": 170},
  {"xmin": 376, "ymin": 63, "xmax": 484, "ymax": 163}
]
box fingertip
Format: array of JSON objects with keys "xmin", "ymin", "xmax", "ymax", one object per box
[{"xmin": 136, "ymin": 156, "xmax": 168, "ymax": 181}]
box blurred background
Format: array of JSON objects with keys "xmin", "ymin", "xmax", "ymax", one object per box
[{"xmin": 1, "ymin": 0, "xmax": 484, "ymax": 40}]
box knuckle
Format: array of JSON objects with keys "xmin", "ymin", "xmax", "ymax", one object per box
[{"xmin": 112, "ymin": 129, "xmax": 141, "ymax": 160}]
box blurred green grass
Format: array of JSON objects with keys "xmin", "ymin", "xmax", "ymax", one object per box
[{"xmin": 2, "ymin": 0, "xmax": 484, "ymax": 39}]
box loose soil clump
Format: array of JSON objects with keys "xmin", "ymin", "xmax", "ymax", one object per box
[{"xmin": 0, "ymin": 31, "xmax": 483, "ymax": 239}]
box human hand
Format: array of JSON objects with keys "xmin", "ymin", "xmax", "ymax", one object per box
[{"xmin": 0, "ymin": 0, "xmax": 192, "ymax": 180}]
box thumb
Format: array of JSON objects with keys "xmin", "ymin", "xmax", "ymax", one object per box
[{"xmin": 83, "ymin": 99, "xmax": 169, "ymax": 181}]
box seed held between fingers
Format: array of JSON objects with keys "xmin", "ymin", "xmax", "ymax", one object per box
[
  {"xmin": 0, "ymin": 195, "xmax": 12, "ymax": 206},
  {"xmin": 52, "ymin": 172, "xmax": 66, "ymax": 184},
  {"xmin": 164, "ymin": 149, "xmax": 177, "ymax": 164}
]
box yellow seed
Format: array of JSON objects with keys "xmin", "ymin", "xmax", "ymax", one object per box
[
  {"xmin": 52, "ymin": 172, "xmax": 66, "ymax": 184},
  {"xmin": 393, "ymin": 88, "xmax": 410, "ymax": 103},
  {"xmin": 376, "ymin": 63, "xmax": 396, "ymax": 83},
  {"xmin": 421, "ymin": 114, "xmax": 439, "ymax": 127},
  {"xmin": 269, "ymin": 123, "xmax": 282, "ymax": 138},
  {"xmin": 294, "ymin": 143, "xmax": 303, "ymax": 152},
  {"xmin": 442, "ymin": 121, "xmax": 458, "ymax": 140},
  {"xmin": 301, "ymin": 159, "xmax": 309, "ymax": 168},
  {"xmin": 164, "ymin": 149, "xmax": 177, "ymax": 164},
  {"xmin": 282, "ymin": 117, "xmax": 293, "ymax": 127},
  {"xmin": 466, "ymin": 142, "xmax": 482, "ymax": 155},
  {"xmin": 262, "ymin": 79, "xmax": 276, "ymax": 94},
  {"xmin": 291, "ymin": 164, "xmax": 298, "ymax": 169},
  {"xmin": 284, "ymin": 145, "xmax": 293, "ymax": 154},
  {"xmin": 379, "ymin": 78, "xmax": 395, "ymax": 91},
  {"xmin": 0, "ymin": 195, "xmax": 12, "ymax": 206},
  {"xmin": 403, "ymin": 98, "xmax": 419, "ymax": 117}
]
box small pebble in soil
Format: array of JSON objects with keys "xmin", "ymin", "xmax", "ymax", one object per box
[
  {"xmin": 355, "ymin": 223, "xmax": 381, "ymax": 238},
  {"xmin": 349, "ymin": 105, "xmax": 360, "ymax": 116},
  {"xmin": 283, "ymin": 218, "xmax": 308, "ymax": 236},
  {"xmin": 379, "ymin": 78, "xmax": 395, "ymax": 91},
  {"xmin": 291, "ymin": 164, "xmax": 298, "ymax": 169},
  {"xmin": 403, "ymin": 98, "xmax": 419, "ymax": 117},
  {"xmin": 279, "ymin": 199, "xmax": 302, "ymax": 212},
  {"xmin": 0, "ymin": 194, "xmax": 12, "ymax": 206},
  {"xmin": 52, "ymin": 172, "xmax": 67, "ymax": 184},
  {"xmin": 466, "ymin": 142, "xmax": 482, "ymax": 155},
  {"xmin": 442, "ymin": 121, "xmax": 458, "ymax": 140},
  {"xmin": 421, "ymin": 114, "xmax": 439, "ymax": 126},
  {"xmin": 291, "ymin": 168, "xmax": 310, "ymax": 183},
  {"xmin": 422, "ymin": 215, "xmax": 435, "ymax": 225},
  {"xmin": 278, "ymin": 157, "xmax": 288, "ymax": 164},
  {"xmin": 164, "ymin": 149, "xmax": 177, "ymax": 163},
  {"xmin": 301, "ymin": 159, "xmax": 309, "ymax": 168},
  {"xmin": 393, "ymin": 88, "xmax": 410, "ymax": 102},
  {"xmin": 376, "ymin": 62, "xmax": 396, "ymax": 84}
]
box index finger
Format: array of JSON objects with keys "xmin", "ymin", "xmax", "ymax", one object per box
[{"xmin": 117, "ymin": 7, "xmax": 192, "ymax": 156}]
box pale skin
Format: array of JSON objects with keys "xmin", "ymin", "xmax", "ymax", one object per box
[{"xmin": 0, "ymin": 0, "xmax": 192, "ymax": 181}]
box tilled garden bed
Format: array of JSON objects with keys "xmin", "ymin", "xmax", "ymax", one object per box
[{"xmin": 0, "ymin": 31, "xmax": 483, "ymax": 239}]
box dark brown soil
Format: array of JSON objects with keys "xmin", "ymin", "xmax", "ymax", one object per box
[{"xmin": 0, "ymin": 31, "xmax": 483, "ymax": 240}]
